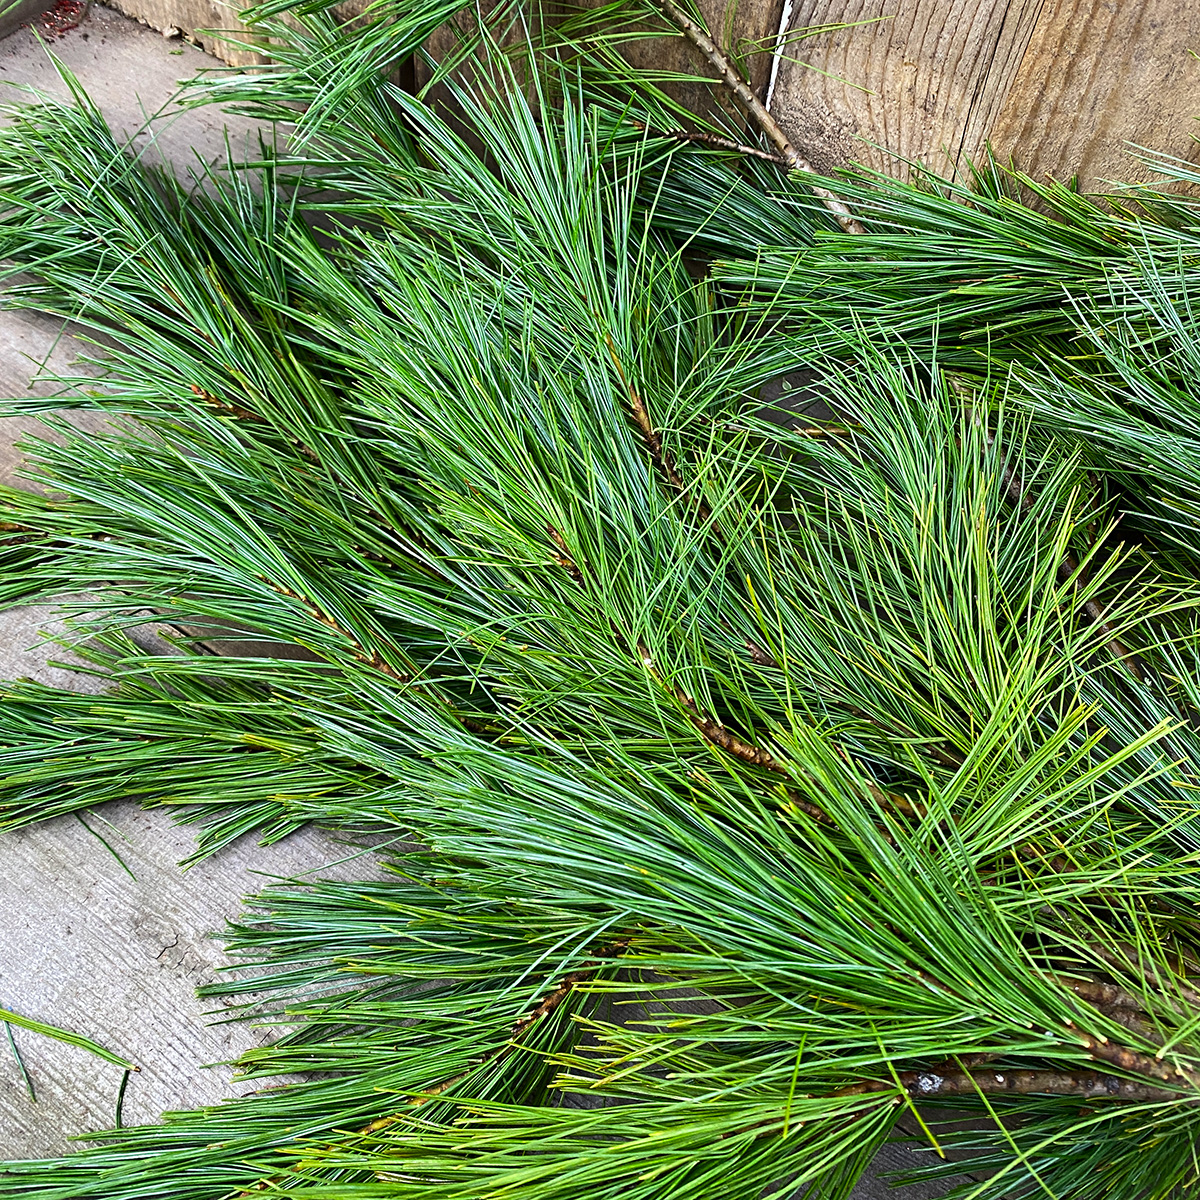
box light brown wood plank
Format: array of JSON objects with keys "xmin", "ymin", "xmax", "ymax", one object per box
[
  {"xmin": 768, "ymin": 0, "xmax": 1045, "ymax": 178},
  {"xmin": 0, "ymin": 11, "xmax": 387, "ymax": 1159},
  {"xmin": 613, "ymin": 0, "xmax": 784, "ymax": 126},
  {"xmin": 988, "ymin": 0, "xmax": 1200, "ymax": 191}
]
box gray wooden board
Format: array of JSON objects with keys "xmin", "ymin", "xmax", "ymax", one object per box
[
  {"xmin": 0, "ymin": 9, "xmax": 958, "ymax": 1195},
  {"xmin": 0, "ymin": 4, "xmax": 388, "ymax": 1162}
]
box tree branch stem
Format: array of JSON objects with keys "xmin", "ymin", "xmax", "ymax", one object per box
[
  {"xmin": 654, "ymin": 0, "xmax": 866, "ymax": 235},
  {"xmin": 630, "ymin": 121, "xmax": 788, "ymax": 164}
]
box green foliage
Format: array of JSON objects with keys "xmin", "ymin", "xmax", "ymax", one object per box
[{"xmin": 2, "ymin": 5, "xmax": 1200, "ymax": 1199}]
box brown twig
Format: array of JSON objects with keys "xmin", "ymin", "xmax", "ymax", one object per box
[
  {"xmin": 548, "ymin": 510, "xmax": 1028, "ymax": 843},
  {"xmin": 540, "ymin": 524, "xmax": 951, "ymax": 795},
  {"xmin": 1085, "ymin": 942, "xmax": 1200, "ymax": 1014},
  {"xmin": 541, "ymin": 529, "xmax": 789, "ymax": 777},
  {"xmin": 0, "ymin": 518, "xmax": 43, "ymax": 547},
  {"xmin": 547, "ymin": 523, "xmax": 586, "ymax": 586},
  {"xmin": 603, "ymin": 333, "xmax": 731, "ymax": 548},
  {"xmin": 511, "ymin": 968, "xmax": 598, "ymax": 1041},
  {"xmin": 190, "ymin": 384, "xmax": 320, "ymax": 462},
  {"xmin": 257, "ymin": 574, "xmax": 412, "ymax": 683},
  {"xmin": 845, "ymin": 1065, "xmax": 1188, "ymax": 1104},
  {"xmin": 540, "ymin": 534, "xmax": 926, "ymax": 834},
  {"xmin": 603, "ymin": 334, "xmax": 703, "ymax": 507},
  {"xmin": 541, "ymin": 532, "xmax": 800, "ymax": 782},
  {"xmin": 1070, "ymin": 1022, "xmax": 1200, "ymax": 1091},
  {"xmin": 1043, "ymin": 972, "xmax": 1165, "ymax": 1043},
  {"xmin": 834, "ymin": 959, "xmax": 1200, "ymax": 1105},
  {"xmin": 668, "ymin": 678, "xmax": 785, "ymax": 771},
  {"xmin": 792, "ymin": 425, "xmax": 853, "ymax": 437},
  {"xmin": 190, "ymin": 383, "xmax": 263, "ymax": 425},
  {"xmin": 722, "ymin": 622, "xmax": 965, "ymax": 771},
  {"xmin": 629, "ymin": 120, "xmax": 788, "ymax": 165},
  {"xmin": 1046, "ymin": 973, "xmax": 1146, "ymax": 1011},
  {"xmin": 662, "ymin": 661, "xmax": 918, "ymax": 836},
  {"xmin": 742, "ymin": 636, "xmax": 780, "ymax": 667},
  {"xmin": 237, "ymin": 947, "xmax": 627, "ymax": 1195},
  {"xmin": 654, "ymin": 0, "xmax": 866, "ymax": 236},
  {"xmin": 359, "ymin": 950, "xmax": 629, "ymax": 1132},
  {"xmin": 840, "ymin": 699, "xmax": 964, "ymax": 771}
]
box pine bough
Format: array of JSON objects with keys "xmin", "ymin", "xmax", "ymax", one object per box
[{"xmin": 1, "ymin": 3, "xmax": 1200, "ymax": 1197}]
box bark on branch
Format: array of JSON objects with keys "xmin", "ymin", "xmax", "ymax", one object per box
[
  {"xmin": 1069, "ymin": 1022, "xmax": 1200, "ymax": 1092},
  {"xmin": 257, "ymin": 574, "xmax": 412, "ymax": 683},
  {"xmin": 603, "ymin": 334, "xmax": 717, "ymax": 529},
  {"xmin": 1047, "ymin": 973, "xmax": 1147, "ymax": 1011},
  {"xmin": 629, "ymin": 121, "xmax": 788, "ymax": 165},
  {"xmin": 239, "ymin": 945, "xmax": 627, "ymax": 1195},
  {"xmin": 842, "ymin": 1042, "xmax": 1200, "ymax": 1105},
  {"xmin": 547, "ymin": 523, "xmax": 586, "ymax": 586},
  {"xmin": 859, "ymin": 1066, "xmax": 1188, "ymax": 1104},
  {"xmin": 190, "ymin": 384, "xmax": 319, "ymax": 462}
]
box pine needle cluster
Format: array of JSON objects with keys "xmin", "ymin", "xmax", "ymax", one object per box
[{"xmin": 2, "ymin": 3, "xmax": 1200, "ymax": 1197}]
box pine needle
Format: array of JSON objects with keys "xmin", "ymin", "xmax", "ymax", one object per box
[
  {"xmin": 0, "ymin": 1007, "xmax": 137, "ymax": 1072},
  {"xmin": 73, "ymin": 812, "xmax": 137, "ymax": 880},
  {"xmin": 4, "ymin": 1018, "xmax": 35, "ymax": 1103}
]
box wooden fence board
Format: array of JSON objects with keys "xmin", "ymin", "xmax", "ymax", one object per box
[
  {"xmin": 987, "ymin": 0, "xmax": 1200, "ymax": 190},
  {"xmin": 768, "ymin": 0, "xmax": 1044, "ymax": 178},
  {"xmin": 418, "ymin": 0, "xmax": 783, "ymax": 131},
  {"xmin": 766, "ymin": 0, "xmax": 1200, "ymax": 189},
  {"xmin": 98, "ymin": 0, "xmax": 1199, "ymax": 191}
]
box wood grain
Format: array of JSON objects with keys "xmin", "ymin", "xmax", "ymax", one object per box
[
  {"xmin": 0, "ymin": 793, "xmax": 383, "ymax": 1156},
  {"xmin": 70, "ymin": 0, "xmax": 1200, "ymax": 190},
  {"xmin": 768, "ymin": 0, "xmax": 1045, "ymax": 178},
  {"xmin": 614, "ymin": 0, "xmax": 784, "ymax": 127},
  {"xmin": 762, "ymin": 0, "xmax": 1200, "ymax": 190},
  {"xmin": 988, "ymin": 0, "xmax": 1200, "ymax": 191},
  {"xmin": 0, "ymin": 15, "xmax": 384, "ymax": 1160}
]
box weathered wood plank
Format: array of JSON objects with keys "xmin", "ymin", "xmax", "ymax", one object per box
[
  {"xmin": 758, "ymin": 0, "xmax": 1200, "ymax": 189},
  {"xmin": 987, "ymin": 0, "xmax": 1200, "ymax": 191},
  {"xmin": 768, "ymin": 0, "xmax": 1043, "ymax": 178},
  {"xmin": 76, "ymin": 0, "xmax": 1200, "ymax": 191},
  {"xmin": 614, "ymin": 0, "xmax": 783, "ymax": 126},
  {"xmin": 0, "ymin": 12, "xmax": 385, "ymax": 1159},
  {"xmin": 99, "ymin": 0, "xmax": 265, "ymax": 66}
]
